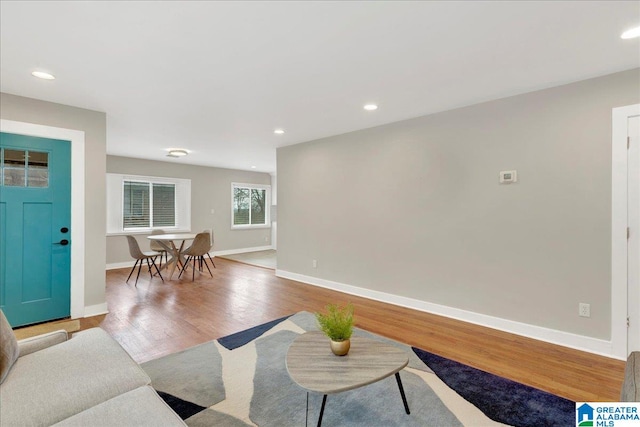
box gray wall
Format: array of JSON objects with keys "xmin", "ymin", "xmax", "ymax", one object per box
[
  {"xmin": 277, "ymin": 68, "xmax": 640, "ymax": 340},
  {"xmin": 1, "ymin": 92, "xmax": 107, "ymax": 308},
  {"xmin": 106, "ymin": 155, "xmax": 271, "ymax": 265}
]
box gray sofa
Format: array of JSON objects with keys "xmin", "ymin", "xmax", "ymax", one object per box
[
  {"xmin": 0, "ymin": 310, "xmax": 186, "ymax": 426},
  {"xmin": 622, "ymin": 351, "xmax": 640, "ymax": 401}
]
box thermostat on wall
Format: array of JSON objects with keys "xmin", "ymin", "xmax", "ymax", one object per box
[{"xmin": 499, "ymin": 170, "xmax": 517, "ymax": 184}]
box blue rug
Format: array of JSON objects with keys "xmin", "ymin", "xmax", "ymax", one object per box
[
  {"xmin": 413, "ymin": 348, "xmax": 574, "ymax": 426},
  {"xmin": 142, "ymin": 312, "xmax": 575, "ymax": 426}
]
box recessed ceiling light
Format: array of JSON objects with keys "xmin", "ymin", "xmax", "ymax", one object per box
[
  {"xmin": 364, "ymin": 104, "xmax": 378, "ymax": 111},
  {"xmin": 621, "ymin": 26, "xmax": 640, "ymax": 39},
  {"xmin": 166, "ymin": 149, "xmax": 188, "ymax": 158},
  {"xmin": 251, "ymin": 165, "xmax": 257, "ymax": 169},
  {"xmin": 32, "ymin": 71, "xmax": 55, "ymax": 80},
  {"xmin": 274, "ymin": 129, "xmax": 285, "ymax": 135}
]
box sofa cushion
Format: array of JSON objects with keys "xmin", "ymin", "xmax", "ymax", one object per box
[
  {"xmin": 0, "ymin": 328, "xmax": 151, "ymax": 426},
  {"xmin": 621, "ymin": 351, "xmax": 640, "ymax": 401},
  {"xmin": 53, "ymin": 386, "xmax": 186, "ymax": 426},
  {"xmin": 0, "ymin": 310, "xmax": 19, "ymax": 384}
]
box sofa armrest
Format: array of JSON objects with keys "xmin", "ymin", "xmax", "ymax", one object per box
[
  {"xmin": 621, "ymin": 351, "xmax": 640, "ymax": 402},
  {"xmin": 17, "ymin": 330, "xmax": 68, "ymax": 357}
]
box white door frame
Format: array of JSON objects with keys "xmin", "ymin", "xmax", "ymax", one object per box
[
  {"xmin": 612, "ymin": 104, "xmax": 640, "ymax": 359},
  {"xmin": 0, "ymin": 119, "xmax": 85, "ymax": 319},
  {"xmin": 628, "ymin": 115, "xmax": 640, "ymax": 354}
]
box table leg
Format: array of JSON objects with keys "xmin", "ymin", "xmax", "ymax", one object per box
[
  {"xmin": 316, "ymin": 394, "xmax": 327, "ymax": 427},
  {"xmin": 395, "ymin": 372, "xmax": 410, "ymax": 414},
  {"xmin": 304, "ymin": 392, "xmax": 309, "ymax": 427},
  {"xmin": 166, "ymin": 241, "xmax": 180, "ymax": 280},
  {"xmin": 153, "ymin": 241, "xmax": 173, "ymax": 273}
]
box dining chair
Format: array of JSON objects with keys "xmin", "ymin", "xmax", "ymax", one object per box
[
  {"xmin": 125, "ymin": 235, "xmax": 164, "ymax": 286},
  {"xmin": 178, "ymin": 232, "xmax": 213, "ymax": 281},
  {"xmin": 149, "ymin": 229, "xmax": 168, "ymax": 268},
  {"xmin": 202, "ymin": 229, "xmax": 216, "ymax": 269}
]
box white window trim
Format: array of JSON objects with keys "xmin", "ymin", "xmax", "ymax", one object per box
[
  {"xmin": 107, "ymin": 173, "xmax": 191, "ymax": 235},
  {"xmin": 231, "ymin": 182, "xmax": 271, "ymax": 229}
]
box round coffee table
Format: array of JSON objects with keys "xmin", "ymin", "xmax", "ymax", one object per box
[{"xmin": 286, "ymin": 331, "xmax": 410, "ymax": 426}]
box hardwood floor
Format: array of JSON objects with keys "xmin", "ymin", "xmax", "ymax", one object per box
[{"xmin": 83, "ymin": 257, "xmax": 625, "ymax": 402}]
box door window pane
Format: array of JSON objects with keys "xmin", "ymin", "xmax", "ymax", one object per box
[
  {"xmin": 4, "ymin": 168, "xmax": 26, "ymax": 187},
  {"xmin": 3, "ymin": 149, "xmax": 25, "ymax": 167},
  {"xmin": 1, "ymin": 150, "xmax": 49, "ymax": 188},
  {"xmin": 27, "ymin": 151, "xmax": 48, "ymax": 188},
  {"xmin": 3, "ymin": 149, "xmax": 26, "ymax": 186}
]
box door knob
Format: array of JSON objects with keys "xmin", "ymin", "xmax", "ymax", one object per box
[{"xmin": 53, "ymin": 239, "xmax": 69, "ymax": 246}]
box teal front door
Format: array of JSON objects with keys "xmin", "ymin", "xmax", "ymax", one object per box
[{"xmin": 0, "ymin": 132, "xmax": 71, "ymax": 327}]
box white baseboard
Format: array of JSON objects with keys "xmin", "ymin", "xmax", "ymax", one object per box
[
  {"xmin": 213, "ymin": 245, "xmax": 274, "ymax": 257},
  {"xmin": 84, "ymin": 303, "xmax": 109, "ymax": 317},
  {"xmin": 106, "ymin": 260, "xmax": 137, "ymax": 270},
  {"xmin": 276, "ymin": 269, "xmax": 621, "ymax": 360}
]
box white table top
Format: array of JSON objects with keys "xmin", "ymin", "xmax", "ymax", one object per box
[
  {"xmin": 286, "ymin": 331, "xmax": 409, "ymax": 394},
  {"xmin": 147, "ymin": 233, "xmax": 197, "ymax": 241}
]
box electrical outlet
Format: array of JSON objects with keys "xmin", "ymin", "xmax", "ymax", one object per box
[
  {"xmin": 499, "ymin": 170, "xmax": 518, "ymax": 184},
  {"xmin": 312, "ymin": 259, "xmax": 317, "ymax": 268},
  {"xmin": 579, "ymin": 303, "xmax": 591, "ymax": 318}
]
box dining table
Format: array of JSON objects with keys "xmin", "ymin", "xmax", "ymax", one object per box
[{"xmin": 147, "ymin": 233, "xmax": 197, "ymax": 280}]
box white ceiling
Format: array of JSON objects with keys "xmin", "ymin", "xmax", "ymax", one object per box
[{"xmin": 1, "ymin": 1, "xmax": 638, "ymax": 174}]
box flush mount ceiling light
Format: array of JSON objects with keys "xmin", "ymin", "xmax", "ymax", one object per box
[
  {"xmin": 251, "ymin": 165, "xmax": 257, "ymax": 169},
  {"xmin": 274, "ymin": 129, "xmax": 285, "ymax": 135},
  {"xmin": 32, "ymin": 71, "xmax": 55, "ymax": 80},
  {"xmin": 621, "ymin": 26, "xmax": 640, "ymax": 39},
  {"xmin": 363, "ymin": 104, "xmax": 378, "ymax": 111},
  {"xmin": 166, "ymin": 149, "xmax": 189, "ymax": 158}
]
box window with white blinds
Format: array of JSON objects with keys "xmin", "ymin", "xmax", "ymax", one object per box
[
  {"xmin": 107, "ymin": 173, "xmax": 190, "ymax": 234},
  {"xmin": 123, "ymin": 181, "xmax": 176, "ymax": 229},
  {"xmin": 152, "ymin": 183, "xmax": 176, "ymax": 227}
]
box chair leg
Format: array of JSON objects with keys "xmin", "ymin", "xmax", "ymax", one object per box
[
  {"xmin": 146, "ymin": 258, "xmax": 153, "ymax": 279},
  {"xmin": 135, "ymin": 259, "xmax": 143, "ymax": 287},
  {"xmin": 192, "ymin": 257, "xmax": 196, "ymax": 281},
  {"xmin": 150, "ymin": 257, "xmax": 164, "ymax": 282},
  {"xmin": 179, "ymin": 256, "xmax": 191, "ymax": 278},
  {"xmin": 207, "ymin": 253, "xmax": 216, "ymax": 268},
  {"xmin": 127, "ymin": 260, "xmax": 140, "ymax": 283},
  {"xmin": 202, "ymin": 255, "xmax": 213, "ymax": 277}
]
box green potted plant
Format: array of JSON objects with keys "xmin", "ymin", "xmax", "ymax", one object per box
[{"xmin": 315, "ymin": 302, "xmax": 355, "ymax": 356}]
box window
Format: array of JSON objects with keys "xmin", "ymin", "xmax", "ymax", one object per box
[
  {"xmin": 232, "ymin": 183, "xmax": 270, "ymax": 228},
  {"xmin": 107, "ymin": 173, "xmax": 190, "ymax": 235},
  {"xmin": 123, "ymin": 181, "xmax": 176, "ymax": 229},
  {"xmin": 1, "ymin": 148, "xmax": 49, "ymax": 187}
]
